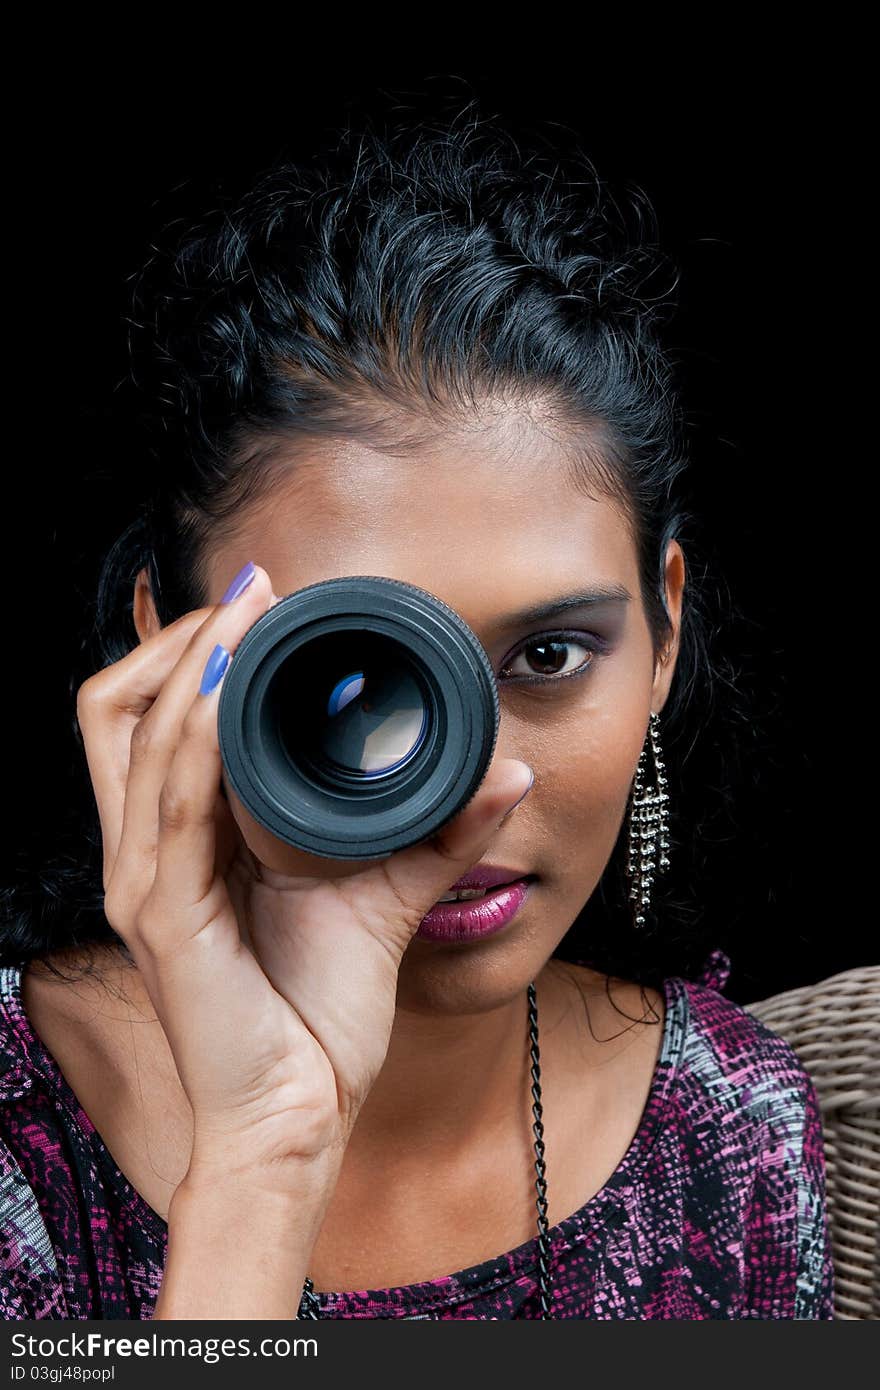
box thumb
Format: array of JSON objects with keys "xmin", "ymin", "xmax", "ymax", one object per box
[{"xmin": 353, "ymin": 758, "xmax": 536, "ymax": 938}]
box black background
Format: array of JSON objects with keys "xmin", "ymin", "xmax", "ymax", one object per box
[{"xmin": 4, "ymin": 48, "xmax": 867, "ymax": 1004}]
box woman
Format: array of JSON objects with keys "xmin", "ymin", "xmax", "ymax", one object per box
[{"xmin": 0, "ymin": 100, "xmax": 833, "ymax": 1319}]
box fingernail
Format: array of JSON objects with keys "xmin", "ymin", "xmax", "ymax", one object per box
[
  {"xmin": 200, "ymin": 643, "xmax": 231, "ymax": 696},
  {"xmin": 501, "ymin": 767, "xmax": 535, "ymax": 823},
  {"xmin": 220, "ymin": 561, "xmax": 256, "ymax": 604}
]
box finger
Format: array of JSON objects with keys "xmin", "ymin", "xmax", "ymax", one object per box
[
  {"xmin": 76, "ymin": 609, "xmax": 214, "ymax": 883},
  {"xmin": 333, "ymin": 757, "xmax": 535, "ymax": 944},
  {"xmin": 148, "ymin": 638, "xmax": 239, "ymax": 935},
  {"xmin": 108, "ymin": 565, "xmax": 274, "ymax": 917}
]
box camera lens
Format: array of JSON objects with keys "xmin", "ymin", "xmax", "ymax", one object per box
[
  {"xmin": 272, "ymin": 630, "xmax": 429, "ymax": 780},
  {"xmin": 217, "ymin": 576, "xmax": 499, "ymax": 860}
]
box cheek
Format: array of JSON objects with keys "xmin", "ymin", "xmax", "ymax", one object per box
[{"xmin": 527, "ymin": 688, "xmax": 649, "ymax": 845}]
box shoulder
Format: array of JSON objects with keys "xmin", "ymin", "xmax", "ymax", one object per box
[
  {"xmin": 0, "ymin": 964, "xmax": 40, "ymax": 1105},
  {"xmin": 0, "ymin": 967, "xmax": 68, "ymax": 1317},
  {"xmin": 672, "ymin": 975, "xmax": 821, "ymax": 1143},
  {"xmin": 0, "ymin": 1131, "xmax": 69, "ymax": 1318},
  {"xmin": 0, "ymin": 965, "xmax": 72, "ymax": 1318},
  {"xmin": 662, "ymin": 978, "xmax": 835, "ymax": 1316}
]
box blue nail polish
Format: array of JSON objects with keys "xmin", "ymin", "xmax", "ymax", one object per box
[
  {"xmin": 200, "ymin": 644, "xmax": 230, "ymax": 696},
  {"xmin": 220, "ymin": 561, "xmax": 256, "ymax": 604}
]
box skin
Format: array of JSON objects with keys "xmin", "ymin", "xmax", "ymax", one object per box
[{"xmin": 24, "ymin": 411, "xmax": 685, "ymax": 1292}]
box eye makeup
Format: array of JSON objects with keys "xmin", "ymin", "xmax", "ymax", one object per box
[{"xmin": 499, "ymin": 628, "xmax": 613, "ymax": 688}]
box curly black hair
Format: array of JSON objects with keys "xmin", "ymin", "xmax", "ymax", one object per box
[{"xmin": 2, "ymin": 89, "xmax": 746, "ymax": 991}]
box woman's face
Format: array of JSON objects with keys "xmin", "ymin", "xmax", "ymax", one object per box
[{"xmin": 136, "ymin": 415, "xmax": 685, "ymax": 1012}]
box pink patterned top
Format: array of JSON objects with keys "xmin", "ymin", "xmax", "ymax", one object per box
[{"xmin": 0, "ymin": 950, "xmax": 834, "ymax": 1319}]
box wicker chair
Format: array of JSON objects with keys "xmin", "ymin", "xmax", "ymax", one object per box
[{"xmin": 744, "ymin": 964, "xmax": 880, "ymax": 1320}]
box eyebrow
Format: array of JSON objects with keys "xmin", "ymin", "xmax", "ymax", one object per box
[{"xmin": 495, "ymin": 584, "xmax": 632, "ymax": 630}]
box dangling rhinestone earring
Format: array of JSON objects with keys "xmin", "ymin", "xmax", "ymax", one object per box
[{"xmin": 625, "ymin": 710, "xmax": 671, "ymax": 929}]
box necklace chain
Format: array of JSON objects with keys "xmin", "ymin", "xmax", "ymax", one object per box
[{"xmin": 298, "ymin": 979, "xmax": 553, "ymax": 1319}]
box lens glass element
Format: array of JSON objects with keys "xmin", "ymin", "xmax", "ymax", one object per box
[
  {"xmin": 272, "ymin": 631, "xmax": 429, "ymax": 782},
  {"xmin": 323, "ymin": 665, "xmax": 427, "ymax": 775}
]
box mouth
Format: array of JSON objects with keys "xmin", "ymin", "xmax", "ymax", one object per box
[
  {"xmin": 416, "ymin": 875, "xmax": 539, "ymax": 943},
  {"xmin": 436, "ymin": 863, "xmax": 537, "ymax": 898},
  {"xmin": 434, "ymin": 874, "xmax": 539, "ymax": 903}
]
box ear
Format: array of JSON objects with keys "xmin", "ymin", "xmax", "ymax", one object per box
[
  {"xmin": 133, "ymin": 566, "xmax": 162, "ymax": 644},
  {"xmin": 651, "ymin": 539, "xmax": 686, "ymax": 715}
]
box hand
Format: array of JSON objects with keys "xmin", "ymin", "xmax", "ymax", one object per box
[{"xmin": 76, "ymin": 564, "xmax": 534, "ymax": 1188}]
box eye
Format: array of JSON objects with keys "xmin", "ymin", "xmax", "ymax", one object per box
[{"xmin": 499, "ymin": 630, "xmax": 605, "ymax": 686}]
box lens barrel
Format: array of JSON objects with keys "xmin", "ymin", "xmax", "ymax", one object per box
[{"xmin": 217, "ymin": 576, "xmax": 500, "ymax": 859}]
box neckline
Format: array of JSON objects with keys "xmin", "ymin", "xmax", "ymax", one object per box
[{"xmin": 0, "ymin": 962, "xmax": 688, "ymax": 1314}]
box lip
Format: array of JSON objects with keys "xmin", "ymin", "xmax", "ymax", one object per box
[
  {"xmin": 445, "ymin": 864, "xmax": 531, "ymax": 892},
  {"xmin": 415, "ymin": 876, "xmax": 537, "ymax": 943}
]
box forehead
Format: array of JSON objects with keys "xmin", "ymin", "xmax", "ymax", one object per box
[{"xmin": 206, "ymin": 419, "xmax": 638, "ymax": 609}]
